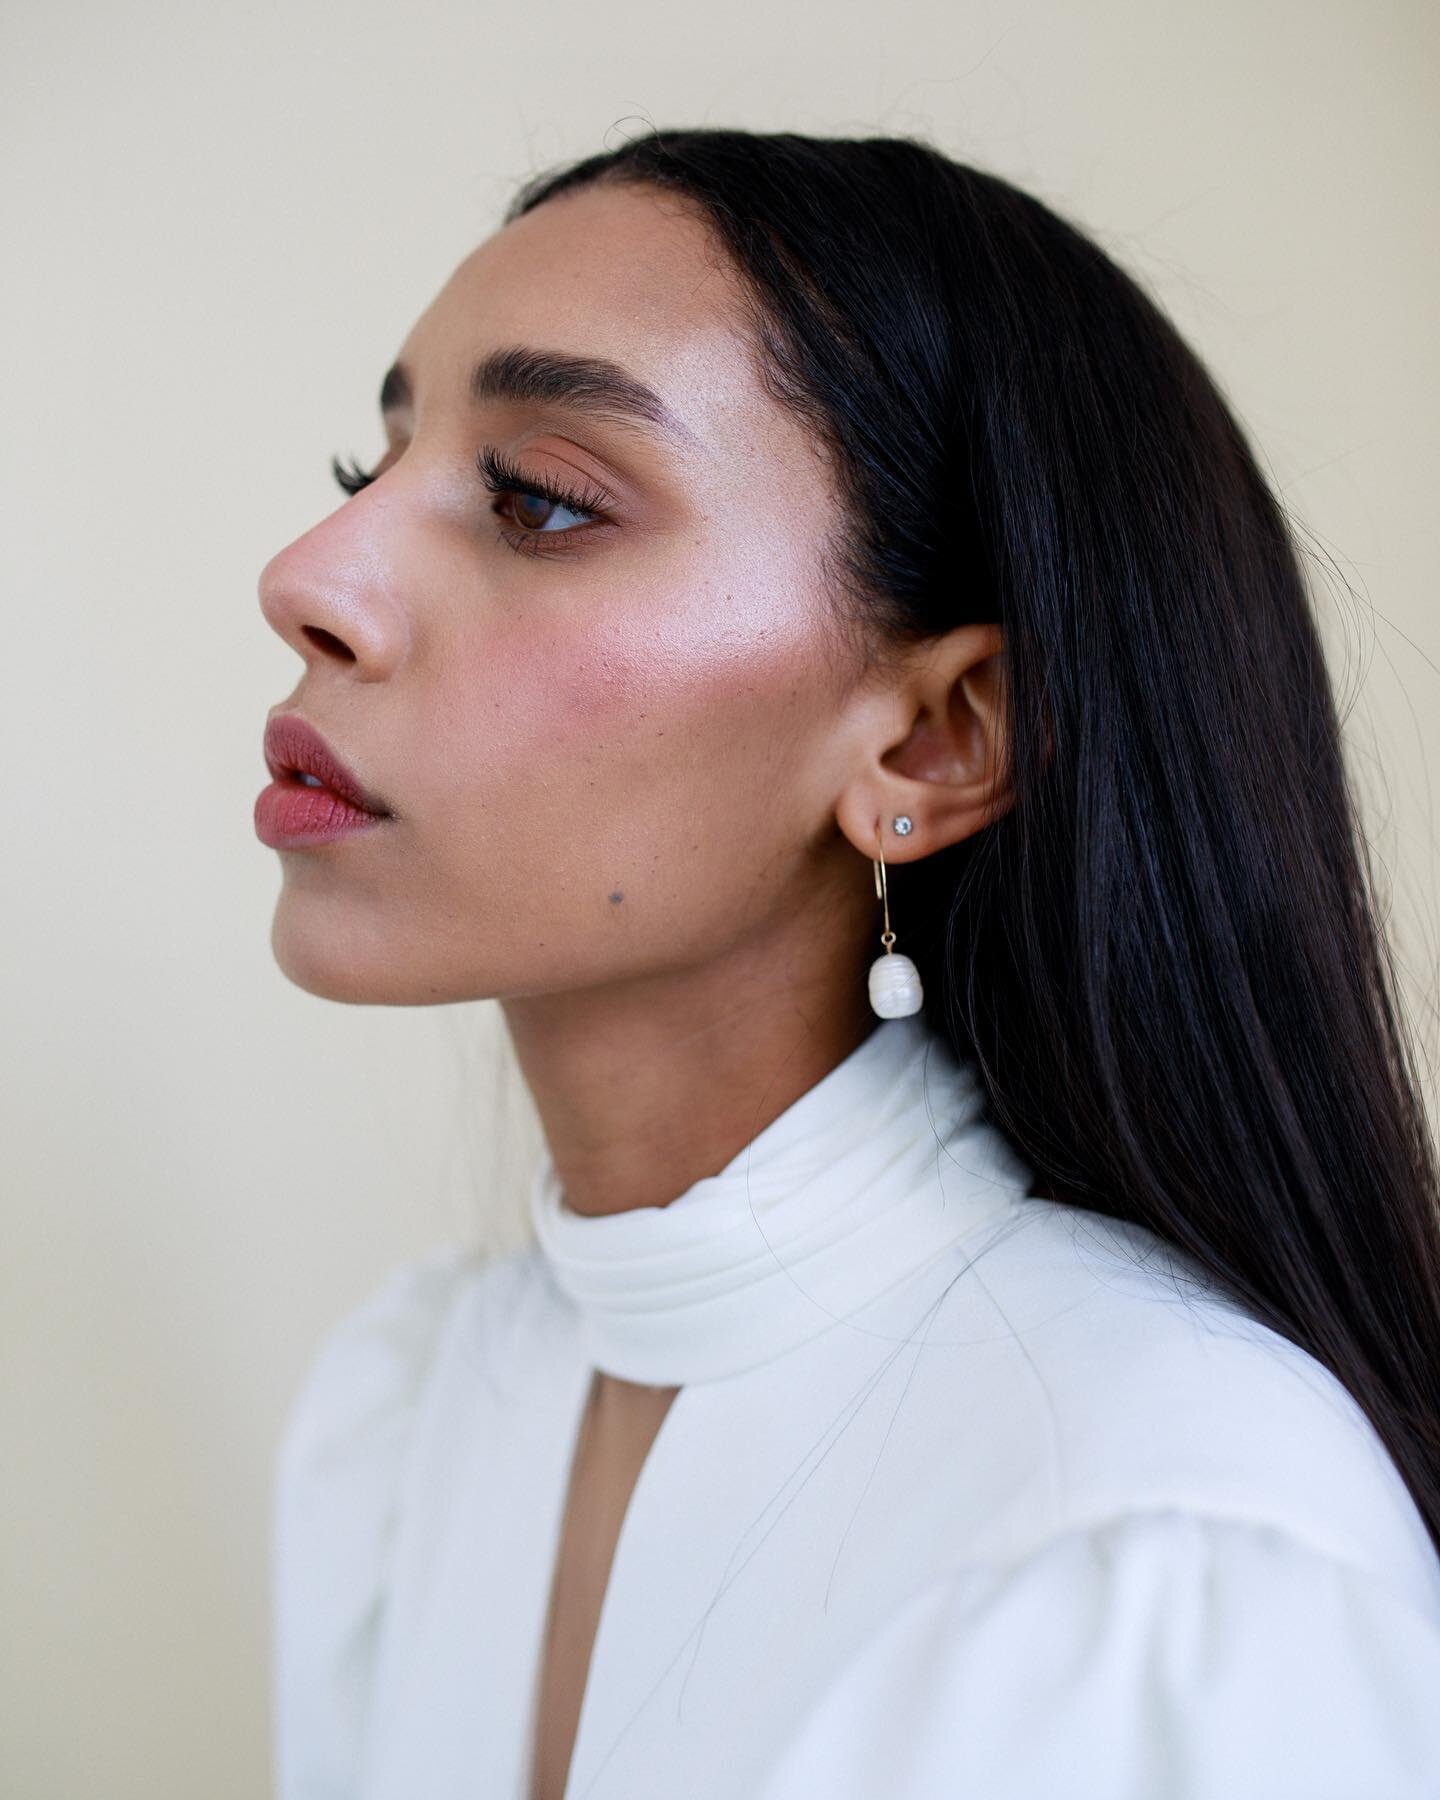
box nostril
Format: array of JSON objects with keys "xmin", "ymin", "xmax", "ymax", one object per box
[{"xmin": 301, "ymin": 625, "xmax": 356, "ymax": 661}]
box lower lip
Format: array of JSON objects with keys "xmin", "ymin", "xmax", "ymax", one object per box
[{"xmin": 254, "ymin": 779, "xmax": 391, "ymax": 848}]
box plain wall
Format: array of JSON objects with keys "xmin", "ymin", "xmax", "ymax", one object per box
[{"xmin": 2, "ymin": 1, "xmax": 1436, "ymax": 1793}]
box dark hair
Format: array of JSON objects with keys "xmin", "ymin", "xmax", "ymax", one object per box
[{"xmin": 503, "ymin": 129, "xmax": 1440, "ymax": 1556}]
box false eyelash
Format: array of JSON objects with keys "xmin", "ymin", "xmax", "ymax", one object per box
[
  {"xmin": 332, "ymin": 452, "xmax": 376, "ymax": 495},
  {"xmin": 473, "ymin": 445, "xmax": 614, "ymax": 521}
]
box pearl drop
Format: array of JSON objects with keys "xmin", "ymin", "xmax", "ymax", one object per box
[{"xmin": 868, "ymin": 951, "xmax": 923, "ymax": 1018}]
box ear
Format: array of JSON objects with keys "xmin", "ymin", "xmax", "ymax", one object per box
[{"xmin": 834, "ymin": 622, "xmax": 1012, "ymax": 863}]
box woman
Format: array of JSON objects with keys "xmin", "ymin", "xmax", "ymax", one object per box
[{"xmin": 257, "ymin": 129, "xmax": 1440, "ymax": 1799}]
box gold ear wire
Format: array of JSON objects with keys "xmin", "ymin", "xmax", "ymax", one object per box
[{"xmin": 872, "ymin": 821, "xmax": 895, "ymax": 950}]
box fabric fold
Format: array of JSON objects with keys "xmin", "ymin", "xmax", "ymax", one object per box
[{"xmin": 527, "ymin": 1014, "xmax": 1038, "ymax": 1384}]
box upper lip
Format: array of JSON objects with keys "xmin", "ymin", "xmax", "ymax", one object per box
[{"xmin": 263, "ymin": 712, "xmax": 392, "ymax": 817}]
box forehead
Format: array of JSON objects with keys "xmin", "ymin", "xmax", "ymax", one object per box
[{"xmin": 393, "ymin": 182, "xmax": 772, "ymax": 447}]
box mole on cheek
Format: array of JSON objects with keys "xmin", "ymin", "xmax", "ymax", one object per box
[{"xmin": 608, "ymin": 890, "xmax": 624, "ymax": 904}]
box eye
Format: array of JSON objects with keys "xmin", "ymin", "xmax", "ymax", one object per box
[{"xmin": 475, "ymin": 445, "xmax": 613, "ymax": 559}]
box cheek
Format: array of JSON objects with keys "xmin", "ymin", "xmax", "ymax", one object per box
[
  {"xmin": 469, "ymin": 556, "xmax": 824, "ymax": 766},
  {"xmin": 431, "ymin": 558, "xmax": 832, "ymax": 883}
]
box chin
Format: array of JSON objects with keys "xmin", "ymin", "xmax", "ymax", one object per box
[
  {"xmin": 267, "ymin": 901, "xmax": 516, "ymax": 1006},
  {"xmin": 268, "ymin": 906, "xmax": 421, "ymax": 1005}
]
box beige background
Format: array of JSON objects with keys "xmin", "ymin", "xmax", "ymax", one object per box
[{"xmin": 3, "ymin": 1, "xmax": 1436, "ymax": 1794}]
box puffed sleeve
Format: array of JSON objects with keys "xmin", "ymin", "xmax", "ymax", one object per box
[
  {"xmin": 271, "ymin": 1245, "xmax": 476, "ymax": 1800},
  {"xmin": 756, "ymin": 1508, "xmax": 1440, "ymax": 1800}
]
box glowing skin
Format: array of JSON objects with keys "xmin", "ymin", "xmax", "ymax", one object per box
[{"xmin": 258, "ymin": 181, "xmax": 1011, "ymax": 1218}]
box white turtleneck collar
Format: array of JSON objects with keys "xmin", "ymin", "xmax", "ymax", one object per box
[{"xmin": 527, "ymin": 1015, "xmax": 1038, "ymax": 1386}]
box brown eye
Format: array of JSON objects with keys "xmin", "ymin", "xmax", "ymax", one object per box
[
  {"xmin": 474, "ymin": 444, "xmax": 615, "ymax": 558},
  {"xmin": 509, "ymin": 491, "xmax": 564, "ymax": 531}
]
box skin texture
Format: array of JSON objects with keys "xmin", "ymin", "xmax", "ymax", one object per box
[{"xmin": 258, "ymin": 180, "xmax": 1012, "ymax": 1218}]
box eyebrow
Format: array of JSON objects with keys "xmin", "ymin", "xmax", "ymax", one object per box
[{"xmin": 379, "ymin": 344, "xmax": 699, "ymax": 448}]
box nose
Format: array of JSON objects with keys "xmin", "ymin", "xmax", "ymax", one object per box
[{"xmin": 257, "ymin": 495, "xmax": 410, "ymax": 679}]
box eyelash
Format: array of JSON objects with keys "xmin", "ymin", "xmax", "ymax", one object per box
[{"xmin": 329, "ymin": 446, "xmax": 613, "ymax": 559}]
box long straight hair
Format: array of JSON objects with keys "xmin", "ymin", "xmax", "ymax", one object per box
[{"xmin": 504, "ymin": 130, "xmax": 1440, "ymax": 1557}]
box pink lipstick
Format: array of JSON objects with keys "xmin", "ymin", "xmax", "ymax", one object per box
[{"xmin": 255, "ymin": 712, "xmax": 393, "ymax": 849}]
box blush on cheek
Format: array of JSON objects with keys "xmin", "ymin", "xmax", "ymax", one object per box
[
  {"xmin": 475, "ymin": 564, "xmax": 827, "ymax": 771},
  {"xmin": 551, "ymin": 646, "xmax": 658, "ymax": 735}
]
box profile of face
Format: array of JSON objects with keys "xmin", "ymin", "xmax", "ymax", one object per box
[{"xmin": 257, "ymin": 180, "xmax": 1006, "ymax": 1020}]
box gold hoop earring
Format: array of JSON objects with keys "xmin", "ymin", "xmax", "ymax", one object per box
[{"xmin": 869, "ymin": 818, "xmax": 924, "ymax": 1018}]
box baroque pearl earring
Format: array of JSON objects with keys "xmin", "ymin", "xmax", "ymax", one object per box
[{"xmin": 868, "ymin": 817, "xmax": 924, "ymax": 1018}]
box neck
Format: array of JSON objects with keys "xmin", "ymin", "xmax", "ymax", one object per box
[{"xmin": 500, "ymin": 938, "xmax": 879, "ymax": 1220}]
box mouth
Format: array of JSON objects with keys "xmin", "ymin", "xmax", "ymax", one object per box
[{"xmin": 262, "ymin": 712, "xmax": 393, "ymax": 818}]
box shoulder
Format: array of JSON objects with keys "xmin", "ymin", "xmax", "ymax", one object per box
[
  {"xmin": 273, "ymin": 1237, "xmax": 563, "ymax": 1527},
  {"xmin": 757, "ymin": 1504, "xmax": 1440, "ymax": 1800},
  {"xmin": 767, "ymin": 1198, "xmax": 1440, "ymax": 1796},
  {"xmin": 274, "ymin": 1237, "xmax": 557, "ymax": 1463},
  {"xmin": 271, "ymin": 1238, "xmax": 546, "ymax": 1795},
  {"xmin": 938, "ymin": 1197, "xmax": 1440, "ymax": 1608},
  {"xmin": 275, "ymin": 1244, "xmax": 478, "ymax": 1474}
]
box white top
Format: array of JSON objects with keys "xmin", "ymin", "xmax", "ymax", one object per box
[{"xmin": 272, "ymin": 1015, "xmax": 1440, "ymax": 1799}]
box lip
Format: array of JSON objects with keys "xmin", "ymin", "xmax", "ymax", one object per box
[{"xmin": 255, "ymin": 711, "xmax": 393, "ymax": 849}]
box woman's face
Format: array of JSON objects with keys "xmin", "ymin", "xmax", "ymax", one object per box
[{"xmin": 257, "ymin": 180, "xmax": 885, "ymax": 1009}]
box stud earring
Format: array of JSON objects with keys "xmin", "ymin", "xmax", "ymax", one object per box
[{"xmin": 868, "ymin": 818, "xmax": 923, "ymax": 1018}]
